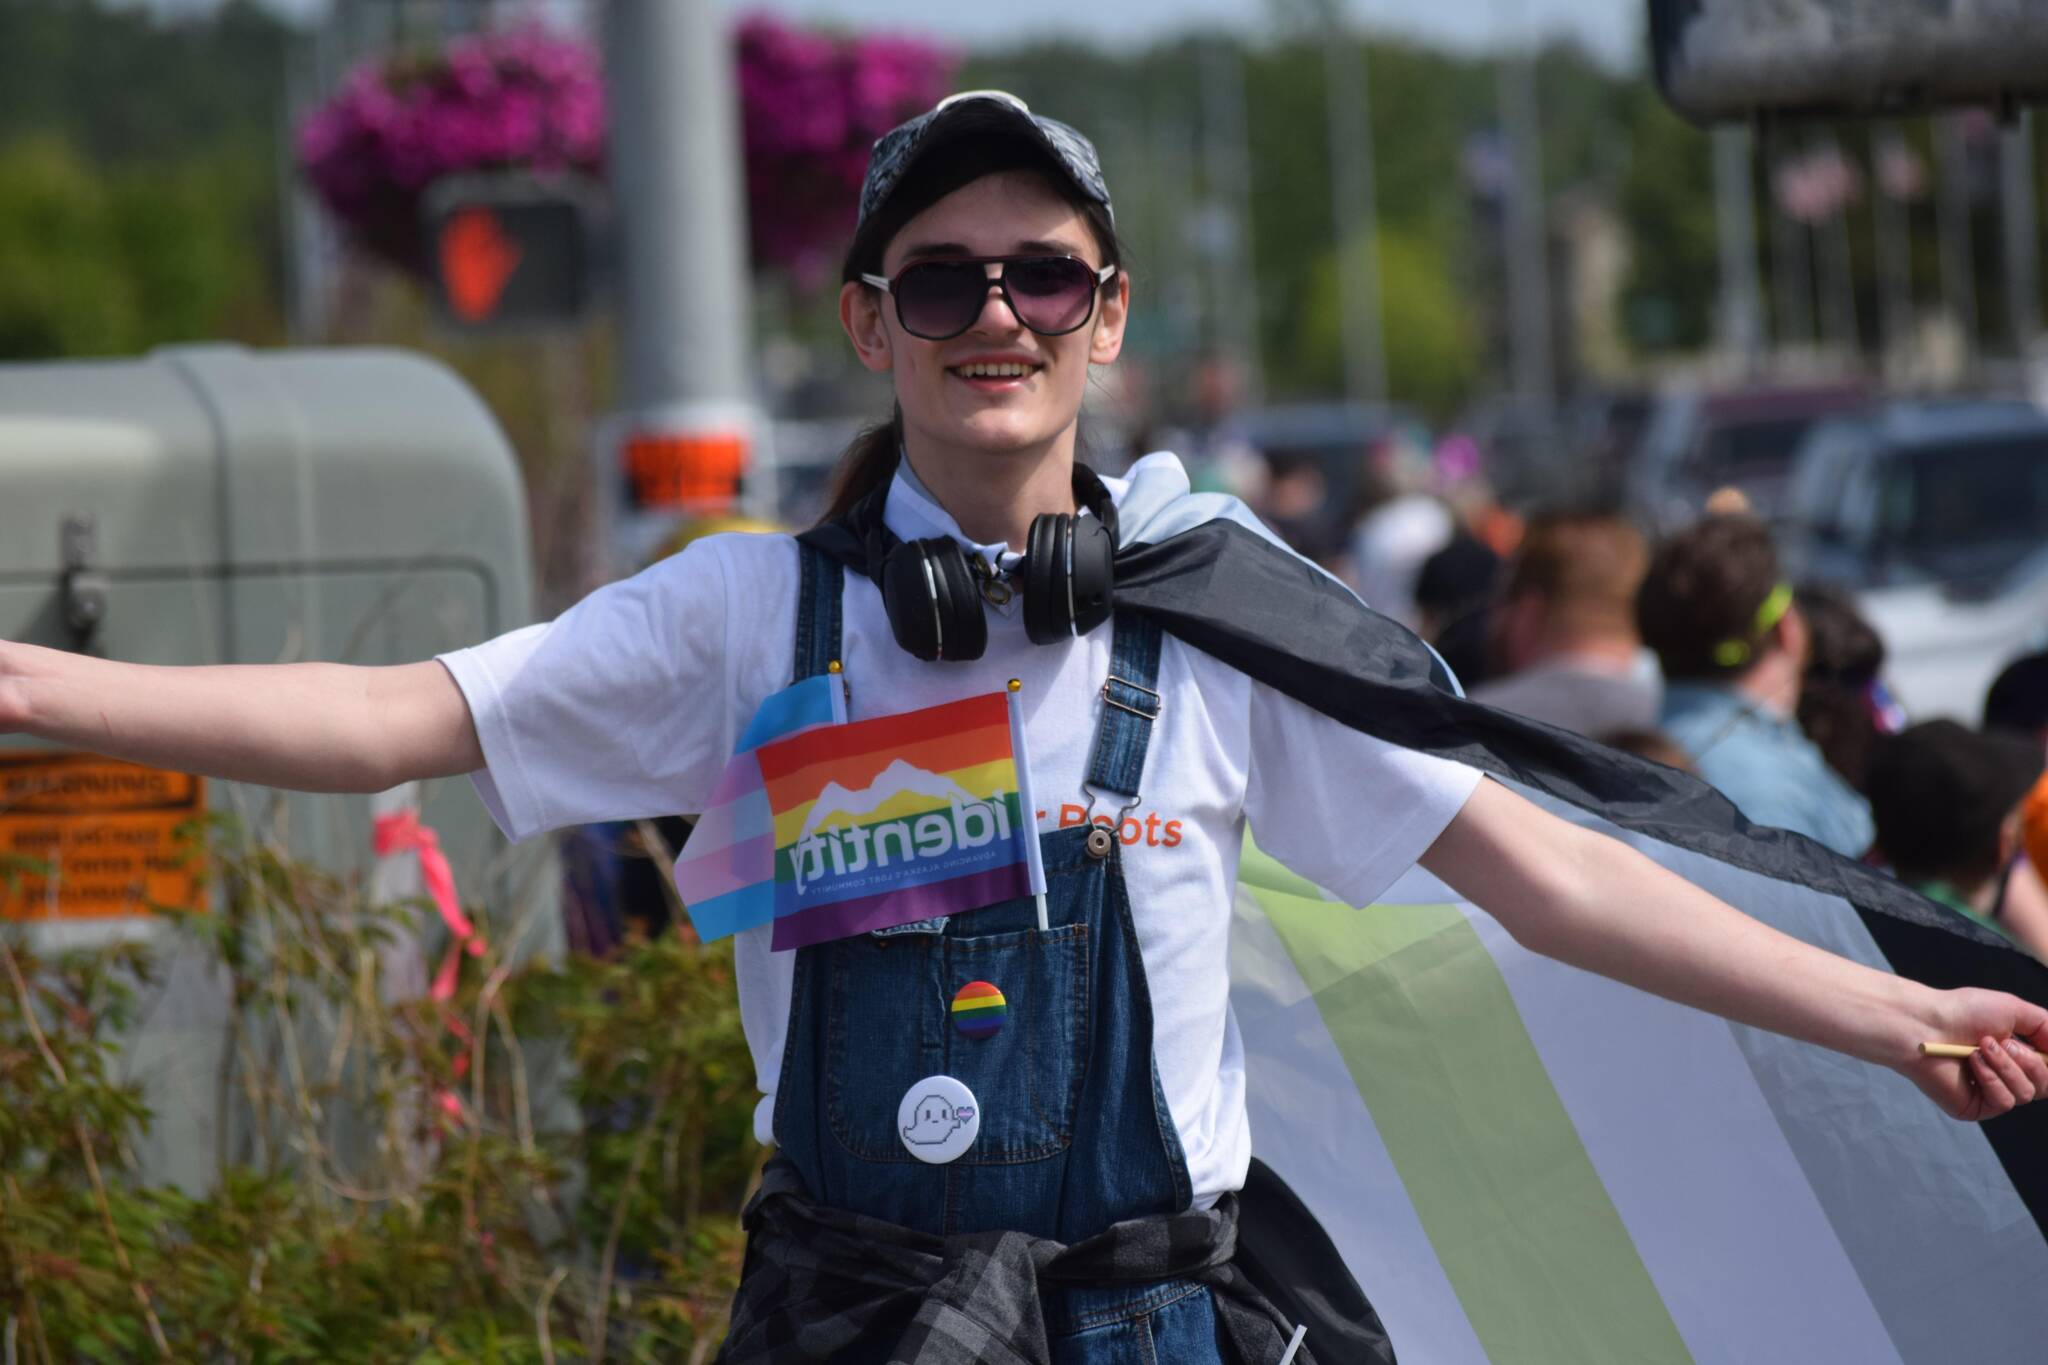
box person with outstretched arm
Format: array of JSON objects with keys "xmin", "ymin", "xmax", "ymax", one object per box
[{"xmin": 6, "ymin": 92, "xmax": 2044, "ymax": 1364}]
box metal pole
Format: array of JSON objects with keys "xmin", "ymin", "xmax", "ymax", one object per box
[
  {"xmin": 2001, "ymin": 110, "xmax": 2041, "ymax": 355},
  {"xmin": 1817, "ymin": 138, "xmax": 1859, "ymax": 355},
  {"xmin": 1871, "ymin": 128, "xmax": 1916, "ymax": 367},
  {"xmin": 1325, "ymin": 28, "xmax": 1387, "ymax": 404},
  {"xmin": 1712, "ymin": 124, "xmax": 1765, "ymax": 372},
  {"xmin": 1936, "ymin": 113, "xmax": 1979, "ymax": 364},
  {"xmin": 601, "ymin": 0, "xmax": 764, "ymax": 559},
  {"xmin": 1765, "ymin": 127, "xmax": 1815, "ymax": 354},
  {"xmin": 1497, "ymin": 16, "xmax": 1554, "ymax": 423},
  {"xmin": 1200, "ymin": 40, "xmax": 1265, "ymax": 403}
]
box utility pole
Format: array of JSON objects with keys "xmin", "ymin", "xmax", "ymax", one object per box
[
  {"xmin": 1712, "ymin": 124, "xmax": 1765, "ymax": 373},
  {"xmin": 1325, "ymin": 24, "xmax": 1388, "ymax": 404},
  {"xmin": 1816, "ymin": 137, "xmax": 1859, "ymax": 355},
  {"xmin": 1936, "ymin": 113, "xmax": 1979, "ymax": 367},
  {"xmin": 1766, "ymin": 128, "xmax": 1815, "ymax": 355},
  {"xmin": 1497, "ymin": 9, "xmax": 1554, "ymax": 427},
  {"xmin": 1200, "ymin": 40, "xmax": 1265, "ymax": 404},
  {"xmin": 601, "ymin": 0, "xmax": 764, "ymax": 571},
  {"xmin": 1871, "ymin": 128, "xmax": 1916, "ymax": 368},
  {"xmin": 2001, "ymin": 110, "xmax": 2041, "ymax": 354}
]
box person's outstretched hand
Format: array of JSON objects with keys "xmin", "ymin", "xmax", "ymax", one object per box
[{"xmin": 1909, "ymin": 988, "xmax": 2048, "ymax": 1121}]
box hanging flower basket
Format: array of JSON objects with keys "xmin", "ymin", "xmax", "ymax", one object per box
[
  {"xmin": 296, "ymin": 18, "xmax": 952, "ymax": 285},
  {"xmin": 296, "ymin": 25, "xmax": 605, "ymax": 275},
  {"xmin": 736, "ymin": 18, "xmax": 956, "ymax": 286}
]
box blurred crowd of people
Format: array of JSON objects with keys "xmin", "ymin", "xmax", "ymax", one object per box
[{"xmin": 1227, "ymin": 421, "xmax": 2048, "ymax": 962}]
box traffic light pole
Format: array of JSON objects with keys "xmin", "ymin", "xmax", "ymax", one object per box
[{"xmin": 600, "ymin": 0, "xmax": 767, "ymax": 568}]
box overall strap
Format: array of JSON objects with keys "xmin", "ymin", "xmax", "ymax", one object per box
[
  {"xmin": 1084, "ymin": 612, "xmax": 1164, "ymax": 802},
  {"xmin": 794, "ymin": 543, "xmax": 844, "ymax": 684}
]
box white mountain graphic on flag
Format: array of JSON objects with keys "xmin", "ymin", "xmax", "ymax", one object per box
[{"xmin": 798, "ymin": 759, "xmax": 982, "ymax": 841}]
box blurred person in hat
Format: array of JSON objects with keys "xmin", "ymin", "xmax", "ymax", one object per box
[
  {"xmin": 1638, "ymin": 514, "xmax": 1875, "ymax": 858},
  {"xmin": 13, "ymin": 88, "xmax": 2048, "ymax": 1365},
  {"xmin": 1868, "ymin": 721, "xmax": 2048, "ymax": 957},
  {"xmin": 1410, "ymin": 529, "xmax": 1502, "ymax": 688},
  {"xmin": 1986, "ymin": 649, "xmax": 2048, "ymax": 749}
]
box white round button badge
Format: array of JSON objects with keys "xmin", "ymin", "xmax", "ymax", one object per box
[{"xmin": 898, "ymin": 1075, "xmax": 981, "ymax": 1164}]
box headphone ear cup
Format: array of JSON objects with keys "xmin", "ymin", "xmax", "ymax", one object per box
[
  {"xmin": 881, "ymin": 538, "xmax": 987, "ymax": 662},
  {"xmin": 880, "ymin": 540, "xmax": 943, "ymax": 661},
  {"xmin": 1067, "ymin": 516, "xmax": 1115, "ymax": 638},
  {"xmin": 927, "ymin": 540, "xmax": 987, "ymax": 661},
  {"xmin": 1022, "ymin": 513, "xmax": 1068, "ymax": 645}
]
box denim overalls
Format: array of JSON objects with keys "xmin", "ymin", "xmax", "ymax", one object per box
[{"xmin": 764, "ymin": 546, "xmax": 1225, "ymax": 1359}]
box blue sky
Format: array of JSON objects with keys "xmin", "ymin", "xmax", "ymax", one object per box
[{"xmin": 149, "ymin": 0, "xmax": 1646, "ymax": 69}]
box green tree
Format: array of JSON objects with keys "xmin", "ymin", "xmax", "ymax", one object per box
[
  {"xmin": 1297, "ymin": 225, "xmax": 1479, "ymax": 415},
  {"xmin": 1617, "ymin": 93, "xmax": 1717, "ymax": 351},
  {"xmin": 0, "ymin": 136, "xmax": 277, "ymax": 360}
]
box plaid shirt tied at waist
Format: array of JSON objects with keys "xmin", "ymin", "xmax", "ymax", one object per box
[{"xmin": 715, "ymin": 1157, "xmax": 1315, "ymax": 1365}]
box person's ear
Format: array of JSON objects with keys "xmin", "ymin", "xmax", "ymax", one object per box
[
  {"xmin": 1089, "ymin": 270, "xmax": 1130, "ymax": 366},
  {"xmin": 1775, "ymin": 601, "xmax": 1808, "ymax": 666},
  {"xmin": 841, "ymin": 280, "xmax": 893, "ymax": 374}
]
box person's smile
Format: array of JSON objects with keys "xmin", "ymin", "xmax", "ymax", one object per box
[{"xmin": 945, "ymin": 350, "xmax": 1044, "ymax": 395}]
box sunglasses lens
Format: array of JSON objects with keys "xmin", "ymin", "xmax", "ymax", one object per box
[
  {"xmin": 894, "ymin": 261, "xmax": 988, "ymax": 339},
  {"xmin": 1005, "ymin": 257, "xmax": 1099, "ymax": 333}
]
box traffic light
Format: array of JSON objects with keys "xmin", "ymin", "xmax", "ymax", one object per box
[{"xmin": 424, "ymin": 175, "xmax": 599, "ymax": 332}]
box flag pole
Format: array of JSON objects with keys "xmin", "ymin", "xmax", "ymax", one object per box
[
  {"xmin": 1920, "ymin": 1041, "xmax": 2042, "ymax": 1061},
  {"xmin": 1008, "ymin": 678, "xmax": 1051, "ymax": 933}
]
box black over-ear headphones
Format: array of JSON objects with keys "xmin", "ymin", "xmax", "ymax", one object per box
[{"xmin": 846, "ymin": 463, "xmax": 1118, "ymax": 662}]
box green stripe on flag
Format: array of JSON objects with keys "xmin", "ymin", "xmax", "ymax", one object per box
[{"xmin": 1240, "ymin": 844, "xmax": 1689, "ymax": 1363}]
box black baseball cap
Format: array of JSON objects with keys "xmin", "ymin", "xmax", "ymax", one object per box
[{"xmin": 857, "ymin": 90, "xmax": 1114, "ymax": 233}]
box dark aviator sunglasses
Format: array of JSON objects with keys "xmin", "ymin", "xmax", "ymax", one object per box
[{"xmin": 861, "ymin": 255, "xmax": 1118, "ymax": 342}]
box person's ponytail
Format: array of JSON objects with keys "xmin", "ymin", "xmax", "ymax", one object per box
[{"xmin": 818, "ymin": 406, "xmax": 902, "ymax": 524}]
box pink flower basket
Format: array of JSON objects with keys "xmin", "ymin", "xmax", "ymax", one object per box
[
  {"xmin": 295, "ymin": 18, "xmax": 953, "ymax": 282},
  {"xmin": 296, "ymin": 25, "xmax": 605, "ymax": 275}
]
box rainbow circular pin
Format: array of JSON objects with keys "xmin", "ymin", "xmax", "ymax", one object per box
[{"xmin": 951, "ymin": 981, "xmax": 1007, "ymax": 1039}]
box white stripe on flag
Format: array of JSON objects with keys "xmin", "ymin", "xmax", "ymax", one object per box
[
  {"xmin": 1543, "ymin": 799, "xmax": 2048, "ymax": 1364},
  {"xmin": 1407, "ymin": 870, "xmax": 1901, "ymax": 1364},
  {"xmin": 1231, "ymin": 886, "xmax": 1491, "ymax": 1364}
]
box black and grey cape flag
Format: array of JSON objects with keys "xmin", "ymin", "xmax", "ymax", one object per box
[{"xmin": 806, "ymin": 452, "xmax": 2048, "ymax": 1362}]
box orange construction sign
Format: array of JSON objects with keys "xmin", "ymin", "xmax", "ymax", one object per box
[
  {"xmin": 0, "ymin": 752, "xmax": 207, "ymax": 920},
  {"xmin": 624, "ymin": 429, "xmax": 750, "ymax": 509}
]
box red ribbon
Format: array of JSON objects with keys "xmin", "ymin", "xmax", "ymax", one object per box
[
  {"xmin": 372, "ymin": 809, "xmax": 485, "ymax": 1002},
  {"xmin": 373, "ymin": 809, "xmax": 484, "ymax": 1126}
]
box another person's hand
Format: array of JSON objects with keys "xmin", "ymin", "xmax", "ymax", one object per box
[{"xmin": 1908, "ymin": 987, "xmax": 2048, "ymax": 1121}]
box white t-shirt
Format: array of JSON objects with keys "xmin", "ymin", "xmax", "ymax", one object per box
[{"xmin": 438, "ymin": 454, "xmax": 1482, "ymax": 1209}]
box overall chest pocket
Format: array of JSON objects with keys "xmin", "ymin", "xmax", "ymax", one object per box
[{"xmin": 824, "ymin": 921, "xmax": 1092, "ymax": 1163}]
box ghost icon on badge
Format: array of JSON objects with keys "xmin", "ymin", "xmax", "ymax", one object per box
[{"xmin": 898, "ymin": 1075, "xmax": 981, "ymax": 1164}]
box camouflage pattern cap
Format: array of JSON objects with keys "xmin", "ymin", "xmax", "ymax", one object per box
[{"xmin": 857, "ymin": 90, "xmax": 1113, "ymax": 231}]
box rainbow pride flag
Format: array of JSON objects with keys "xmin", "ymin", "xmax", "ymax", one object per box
[
  {"xmin": 673, "ymin": 685, "xmax": 1046, "ymax": 950},
  {"xmin": 764, "ymin": 691, "xmax": 1044, "ymax": 950}
]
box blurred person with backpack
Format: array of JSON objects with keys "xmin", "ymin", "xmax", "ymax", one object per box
[{"xmin": 1638, "ymin": 514, "xmax": 1875, "ymax": 858}]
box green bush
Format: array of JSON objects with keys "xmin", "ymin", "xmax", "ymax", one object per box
[{"xmin": 0, "ymin": 817, "xmax": 758, "ymax": 1363}]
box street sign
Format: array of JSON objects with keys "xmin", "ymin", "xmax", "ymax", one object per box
[
  {"xmin": 1651, "ymin": 1, "xmax": 2048, "ymax": 122},
  {"xmin": 424, "ymin": 175, "xmax": 598, "ymax": 331},
  {"xmin": 0, "ymin": 752, "xmax": 206, "ymax": 919}
]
